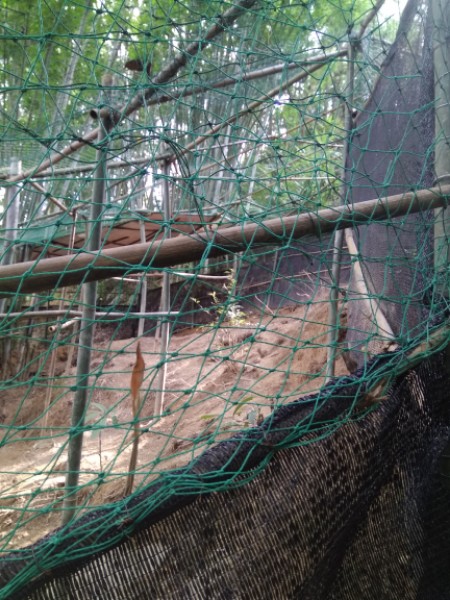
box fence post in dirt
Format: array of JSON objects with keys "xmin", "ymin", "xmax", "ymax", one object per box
[
  {"xmin": 1, "ymin": 157, "xmax": 21, "ymax": 270},
  {"xmin": 326, "ymin": 33, "xmax": 357, "ymax": 380},
  {"xmin": 0, "ymin": 157, "xmax": 21, "ymax": 379},
  {"xmin": 154, "ymin": 160, "xmax": 172, "ymax": 417},
  {"xmin": 137, "ymin": 221, "xmax": 148, "ymax": 338},
  {"xmin": 61, "ymin": 105, "xmax": 113, "ymax": 525}
]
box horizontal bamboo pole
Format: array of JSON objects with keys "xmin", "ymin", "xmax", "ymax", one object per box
[
  {"xmin": 0, "ymin": 185, "xmax": 448, "ymax": 298},
  {"xmin": 3, "ymin": 310, "xmax": 179, "ymax": 321}
]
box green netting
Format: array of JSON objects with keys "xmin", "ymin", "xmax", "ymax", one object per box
[{"xmin": 1, "ymin": 0, "xmax": 450, "ymax": 597}]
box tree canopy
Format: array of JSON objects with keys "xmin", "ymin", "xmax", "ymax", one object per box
[{"xmin": 0, "ymin": 0, "xmax": 399, "ymax": 226}]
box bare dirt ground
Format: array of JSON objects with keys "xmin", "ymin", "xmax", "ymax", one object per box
[{"xmin": 0, "ymin": 297, "xmax": 349, "ymax": 550}]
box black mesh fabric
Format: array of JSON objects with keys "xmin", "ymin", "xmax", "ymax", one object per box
[
  {"xmin": 346, "ymin": 0, "xmax": 436, "ymax": 366},
  {"xmin": 1, "ymin": 350, "xmax": 450, "ymax": 599},
  {"xmin": 1, "ymin": 1, "xmax": 449, "ymax": 598}
]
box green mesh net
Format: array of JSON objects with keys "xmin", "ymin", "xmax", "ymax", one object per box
[{"xmin": 1, "ymin": 0, "xmax": 450, "ymax": 598}]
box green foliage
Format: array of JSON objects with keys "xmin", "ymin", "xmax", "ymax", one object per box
[
  {"xmin": 191, "ymin": 270, "xmax": 247, "ymax": 327},
  {"xmin": 0, "ymin": 0, "xmax": 395, "ymax": 217}
]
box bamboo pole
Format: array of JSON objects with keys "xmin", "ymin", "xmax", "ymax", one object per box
[
  {"xmin": 0, "ymin": 157, "xmax": 21, "ymax": 379},
  {"xmin": 1, "ymin": 158, "xmax": 21, "ymax": 267},
  {"xmin": 326, "ymin": 31, "xmax": 357, "ymax": 380},
  {"xmin": 137, "ymin": 221, "xmax": 148, "ymax": 338},
  {"xmin": 41, "ymin": 330, "xmax": 60, "ymax": 436},
  {"xmin": 64, "ymin": 321, "xmax": 79, "ymax": 378},
  {"xmin": 48, "ymin": 318, "xmax": 80, "ymax": 333},
  {"xmin": 61, "ymin": 111, "xmax": 111, "ymax": 525},
  {"xmin": 1, "ymin": 310, "xmax": 179, "ymax": 321},
  {"xmin": 0, "ymin": 185, "xmax": 448, "ymax": 299},
  {"xmin": 155, "ymin": 162, "xmax": 172, "ymax": 417},
  {"xmin": 42, "ymin": 218, "xmax": 79, "ymax": 433}
]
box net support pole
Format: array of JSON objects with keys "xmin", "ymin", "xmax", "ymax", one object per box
[
  {"xmin": 155, "ymin": 161, "xmax": 172, "ymax": 418},
  {"xmin": 326, "ymin": 33, "xmax": 356, "ymax": 380},
  {"xmin": 0, "ymin": 157, "xmax": 21, "ymax": 378},
  {"xmin": 0, "ymin": 158, "xmax": 21, "ymax": 322},
  {"xmin": 137, "ymin": 221, "xmax": 148, "ymax": 338},
  {"xmin": 61, "ymin": 112, "xmax": 111, "ymax": 525},
  {"xmin": 1, "ymin": 157, "xmax": 21, "ymax": 269},
  {"xmin": 432, "ymin": 0, "xmax": 450, "ymax": 284}
]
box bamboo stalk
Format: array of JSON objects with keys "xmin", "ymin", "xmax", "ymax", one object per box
[
  {"xmin": 137, "ymin": 222, "xmax": 148, "ymax": 338},
  {"xmin": 5, "ymin": 0, "xmax": 258, "ymax": 185},
  {"xmin": 64, "ymin": 321, "xmax": 79, "ymax": 378},
  {"xmin": 326, "ymin": 27, "xmax": 357, "ymax": 381},
  {"xmin": 155, "ymin": 162, "xmax": 171, "ymax": 417},
  {"xmin": 48, "ymin": 318, "xmax": 80, "ymax": 333},
  {"xmin": 61, "ymin": 111, "xmax": 111, "ymax": 525}
]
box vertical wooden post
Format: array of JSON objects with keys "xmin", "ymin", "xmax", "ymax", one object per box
[
  {"xmin": 62, "ymin": 112, "xmax": 111, "ymax": 525},
  {"xmin": 137, "ymin": 221, "xmax": 148, "ymax": 338},
  {"xmin": 1, "ymin": 157, "xmax": 21, "ymax": 379},
  {"xmin": 326, "ymin": 35, "xmax": 356, "ymax": 380},
  {"xmin": 1, "ymin": 157, "xmax": 21, "ymax": 269},
  {"xmin": 155, "ymin": 161, "xmax": 171, "ymax": 417}
]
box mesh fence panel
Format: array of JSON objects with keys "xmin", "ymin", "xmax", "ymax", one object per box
[{"xmin": 1, "ymin": 0, "xmax": 450, "ymax": 598}]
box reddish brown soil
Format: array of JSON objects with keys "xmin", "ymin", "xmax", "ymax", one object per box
[{"xmin": 0, "ymin": 298, "xmax": 349, "ymax": 549}]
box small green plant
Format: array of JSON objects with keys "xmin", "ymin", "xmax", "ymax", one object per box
[
  {"xmin": 191, "ymin": 270, "xmax": 247, "ymax": 327},
  {"xmin": 232, "ymin": 396, "xmax": 264, "ymax": 427},
  {"xmin": 85, "ymin": 401, "xmax": 114, "ymax": 474}
]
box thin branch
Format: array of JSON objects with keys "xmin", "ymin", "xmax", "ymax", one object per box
[
  {"xmin": 28, "ymin": 180, "xmax": 69, "ymax": 213},
  {"xmin": 358, "ymin": 0, "xmax": 386, "ymax": 36},
  {"xmin": 144, "ymin": 51, "xmax": 345, "ymax": 107}
]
